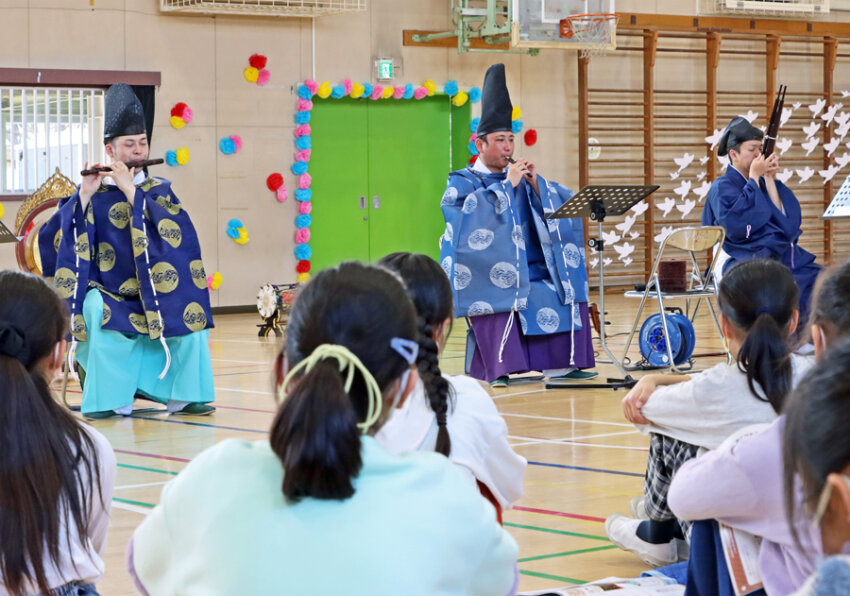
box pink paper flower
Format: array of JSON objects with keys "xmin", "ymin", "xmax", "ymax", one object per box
[
  {"xmin": 298, "ymin": 173, "xmax": 312, "ymax": 189},
  {"xmin": 276, "ymin": 186, "xmax": 288, "ymax": 202},
  {"xmin": 371, "ymin": 85, "xmax": 384, "ymax": 100},
  {"xmin": 305, "ymin": 79, "xmax": 319, "ymax": 95},
  {"xmin": 294, "ymin": 124, "xmax": 312, "ymax": 138},
  {"xmin": 413, "ymin": 87, "xmax": 428, "ymax": 100},
  {"xmin": 393, "ymin": 86, "xmax": 405, "ymax": 99},
  {"xmin": 295, "ymin": 228, "xmax": 311, "ymax": 243},
  {"xmin": 343, "ymin": 78, "xmax": 353, "ymax": 95},
  {"xmin": 298, "ymin": 201, "xmax": 312, "ymax": 215},
  {"xmin": 469, "ymin": 133, "xmax": 478, "ymax": 142},
  {"xmin": 297, "ymin": 98, "xmax": 313, "ymax": 112},
  {"xmin": 257, "ymin": 69, "xmax": 271, "ymax": 86},
  {"xmin": 181, "ymin": 107, "xmax": 194, "ymax": 124},
  {"xmin": 295, "ymin": 149, "xmax": 311, "ymax": 162},
  {"xmin": 230, "ymin": 135, "xmax": 242, "ymax": 151}
]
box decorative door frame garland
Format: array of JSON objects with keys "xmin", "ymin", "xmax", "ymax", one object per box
[{"xmin": 289, "ymin": 77, "xmax": 528, "ymax": 283}]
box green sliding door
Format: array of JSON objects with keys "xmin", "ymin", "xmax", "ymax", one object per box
[{"xmin": 309, "ymin": 96, "xmax": 470, "ymax": 272}]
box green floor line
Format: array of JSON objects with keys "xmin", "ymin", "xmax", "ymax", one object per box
[
  {"xmin": 113, "ymin": 497, "xmax": 155, "ymax": 508},
  {"xmin": 504, "ymin": 522, "xmax": 610, "ymax": 542},
  {"xmin": 518, "ymin": 544, "xmax": 618, "ymax": 563},
  {"xmin": 519, "ymin": 570, "xmax": 585, "ymax": 584},
  {"xmin": 118, "ymin": 463, "xmax": 179, "ymax": 476}
]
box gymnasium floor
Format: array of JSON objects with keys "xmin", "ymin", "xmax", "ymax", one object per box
[{"xmin": 66, "ymin": 291, "xmax": 727, "ymax": 594}]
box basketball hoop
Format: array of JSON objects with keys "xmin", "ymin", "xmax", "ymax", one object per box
[{"xmin": 559, "ymin": 13, "xmax": 619, "ymax": 58}]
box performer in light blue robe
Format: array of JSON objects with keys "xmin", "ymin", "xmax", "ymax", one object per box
[
  {"xmin": 440, "ymin": 64, "xmax": 595, "ymax": 386},
  {"xmin": 702, "ymin": 116, "xmax": 821, "ymax": 326},
  {"xmin": 39, "ymin": 84, "xmax": 215, "ymax": 419}
]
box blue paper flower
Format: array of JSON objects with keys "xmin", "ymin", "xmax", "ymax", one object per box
[
  {"xmin": 226, "ymin": 227, "xmax": 240, "ymax": 239},
  {"xmin": 469, "ymin": 86, "xmax": 482, "ymax": 103},
  {"xmin": 470, "ymin": 118, "xmax": 480, "ymax": 133},
  {"xmin": 296, "ymin": 214, "xmax": 312, "ymax": 229},
  {"xmin": 512, "ymin": 120, "xmax": 524, "ymax": 134},
  {"xmin": 294, "ymin": 244, "xmax": 312, "ymax": 260},
  {"xmin": 165, "ymin": 150, "xmax": 178, "ymax": 166},
  {"xmin": 219, "ymin": 137, "xmax": 236, "ymax": 155},
  {"xmin": 331, "ymin": 84, "xmax": 345, "ymax": 99},
  {"xmin": 291, "ymin": 161, "xmax": 308, "ymax": 176},
  {"xmin": 295, "ymin": 136, "xmax": 311, "ymax": 150},
  {"xmin": 467, "ymin": 142, "xmax": 479, "ymax": 156},
  {"xmin": 297, "ymin": 85, "xmax": 312, "ymax": 100},
  {"xmin": 403, "ymin": 83, "xmax": 415, "ymax": 99},
  {"xmin": 443, "ymin": 80, "xmax": 458, "ymax": 97},
  {"xmin": 295, "ymin": 188, "xmax": 312, "ymax": 201},
  {"xmin": 295, "ymin": 111, "xmax": 311, "ymax": 125},
  {"xmin": 227, "ymin": 218, "xmax": 243, "ymax": 229},
  {"xmin": 362, "ymin": 83, "xmax": 373, "ymax": 98}
]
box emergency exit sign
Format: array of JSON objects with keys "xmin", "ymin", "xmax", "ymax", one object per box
[{"xmin": 377, "ymin": 59, "xmax": 393, "ymax": 81}]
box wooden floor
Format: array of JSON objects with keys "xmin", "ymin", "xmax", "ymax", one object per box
[{"xmin": 66, "ymin": 291, "xmax": 727, "ymax": 594}]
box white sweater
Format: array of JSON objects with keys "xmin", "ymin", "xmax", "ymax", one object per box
[
  {"xmin": 636, "ymin": 353, "xmax": 814, "ymax": 450},
  {"xmin": 376, "ymin": 374, "xmax": 526, "ymax": 508}
]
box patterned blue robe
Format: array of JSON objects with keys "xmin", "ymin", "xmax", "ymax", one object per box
[{"xmin": 439, "ymin": 165, "xmax": 589, "ymax": 336}]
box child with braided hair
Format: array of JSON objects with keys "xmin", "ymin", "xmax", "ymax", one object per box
[
  {"xmin": 377, "ymin": 252, "xmax": 526, "ymax": 521},
  {"xmin": 129, "ymin": 261, "xmax": 518, "ymax": 595}
]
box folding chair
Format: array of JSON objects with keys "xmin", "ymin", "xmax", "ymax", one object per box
[{"xmin": 620, "ymin": 226, "xmax": 730, "ymax": 373}]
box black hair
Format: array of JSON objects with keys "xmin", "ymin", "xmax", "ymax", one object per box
[
  {"xmin": 379, "ymin": 252, "xmax": 455, "ymax": 457},
  {"xmin": 716, "ymin": 258, "xmax": 798, "ymax": 414},
  {"xmin": 808, "ymin": 261, "xmax": 850, "ymax": 346},
  {"xmin": 271, "ymin": 261, "xmax": 417, "ymax": 503},
  {"xmin": 0, "ymin": 271, "xmax": 103, "ymax": 596},
  {"xmin": 783, "ymin": 336, "xmax": 850, "ymax": 548}
]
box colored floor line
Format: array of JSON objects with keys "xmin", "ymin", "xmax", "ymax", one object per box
[
  {"xmin": 117, "ymin": 463, "xmax": 179, "ymax": 475},
  {"xmin": 503, "ymin": 522, "xmax": 609, "ymax": 542},
  {"xmin": 518, "ymin": 544, "xmax": 618, "ymax": 563},
  {"xmin": 519, "ymin": 569, "xmax": 585, "ymax": 585},
  {"xmin": 513, "ymin": 505, "xmax": 606, "ymax": 524},
  {"xmin": 527, "ymin": 460, "xmax": 644, "ymax": 478},
  {"xmin": 213, "ymin": 404, "xmax": 276, "ymax": 414},
  {"xmin": 114, "ymin": 449, "xmax": 190, "ymax": 463},
  {"xmin": 128, "ymin": 414, "xmax": 267, "ymax": 434},
  {"xmin": 113, "ymin": 497, "xmax": 155, "ymax": 509},
  {"xmin": 214, "ymin": 370, "xmax": 271, "ymax": 377}
]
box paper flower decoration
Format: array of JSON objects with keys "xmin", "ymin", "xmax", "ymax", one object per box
[
  {"xmin": 219, "ymin": 137, "xmax": 235, "ymax": 154},
  {"xmin": 298, "ymin": 201, "xmax": 312, "ymax": 214},
  {"xmin": 393, "ymin": 86, "xmax": 405, "ymax": 99},
  {"xmin": 295, "ymin": 228, "xmax": 311, "ymax": 243},
  {"xmin": 413, "ymin": 87, "xmax": 428, "ymax": 100},
  {"xmin": 207, "ymin": 272, "xmax": 223, "ymax": 291},
  {"xmin": 444, "ymin": 80, "xmax": 459, "ymax": 97},
  {"xmin": 294, "ymin": 124, "xmax": 311, "ymax": 138},
  {"xmin": 295, "ymin": 137, "xmax": 311, "ymax": 151},
  {"xmin": 351, "ymin": 82, "xmax": 365, "ymax": 99},
  {"xmin": 165, "ymin": 150, "xmax": 178, "ymax": 166},
  {"xmin": 403, "ymin": 84, "xmax": 414, "ymax": 99},
  {"xmin": 0, "ymin": 203, "xmax": 4, "ymax": 219},
  {"xmin": 343, "ymin": 79, "xmax": 353, "ymax": 95},
  {"xmin": 249, "ymin": 54, "xmax": 267, "ymax": 69},
  {"xmin": 296, "ymin": 260, "xmax": 311, "ymax": 274},
  {"xmin": 169, "ymin": 116, "xmax": 186, "ymax": 129},
  {"xmin": 468, "ymin": 155, "xmax": 478, "ymax": 165},
  {"xmin": 331, "ymin": 84, "xmax": 345, "ymax": 99},
  {"xmin": 226, "ymin": 219, "xmax": 249, "ymax": 244},
  {"xmin": 512, "ymin": 106, "xmax": 522, "ymax": 121},
  {"xmin": 296, "ymin": 214, "xmax": 312, "ymax": 228},
  {"xmin": 362, "ymin": 83, "xmax": 373, "ymax": 98},
  {"xmin": 452, "ymin": 90, "xmax": 469, "ymax": 107},
  {"xmin": 297, "ymin": 273, "xmax": 311, "ymax": 284},
  {"xmin": 511, "ymin": 120, "xmax": 523, "ymax": 134},
  {"xmin": 305, "ymin": 79, "xmax": 319, "ymax": 95},
  {"xmin": 423, "ymin": 80, "xmax": 437, "ymax": 96},
  {"xmin": 266, "ymin": 173, "xmax": 284, "ymax": 192},
  {"xmin": 317, "ymin": 81, "xmax": 332, "ymax": 99},
  {"xmin": 169, "ymin": 103, "xmax": 193, "ymax": 129},
  {"xmin": 294, "ymin": 149, "xmax": 311, "ymax": 162},
  {"xmin": 470, "ymin": 118, "xmax": 480, "ymax": 132},
  {"xmin": 371, "ymin": 85, "xmax": 384, "ymax": 100},
  {"xmin": 231, "ymin": 135, "xmax": 242, "ymax": 152},
  {"xmin": 295, "ymin": 188, "xmax": 312, "ymax": 201},
  {"xmin": 380, "ymin": 86, "xmax": 393, "ymax": 99},
  {"xmin": 176, "ymin": 147, "xmax": 190, "ymax": 165},
  {"xmin": 469, "ymin": 87, "xmax": 482, "ymax": 103},
  {"xmin": 244, "ymin": 67, "xmax": 259, "ymax": 83},
  {"xmin": 257, "ymin": 70, "xmax": 270, "ymax": 86},
  {"xmin": 291, "ymin": 161, "xmax": 308, "ymax": 176},
  {"xmin": 277, "ymin": 186, "xmax": 288, "ymax": 202},
  {"xmin": 298, "ymin": 173, "xmax": 311, "ymax": 189},
  {"xmin": 469, "ymin": 133, "xmax": 477, "ymax": 143},
  {"xmin": 294, "ymin": 244, "xmax": 312, "ymax": 260},
  {"xmin": 297, "ymin": 99, "xmax": 313, "ymax": 112},
  {"xmin": 295, "ymin": 111, "xmax": 311, "ymax": 125},
  {"xmin": 524, "ymin": 129, "xmax": 538, "ymax": 146},
  {"xmin": 297, "ymin": 85, "xmax": 312, "ymax": 100},
  {"xmin": 467, "ymin": 142, "xmax": 479, "ymax": 156}
]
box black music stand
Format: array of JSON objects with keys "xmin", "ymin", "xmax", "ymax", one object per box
[
  {"xmin": 0, "ymin": 219, "xmax": 21, "ymax": 244},
  {"xmin": 546, "ymin": 184, "xmax": 660, "ymax": 390}
]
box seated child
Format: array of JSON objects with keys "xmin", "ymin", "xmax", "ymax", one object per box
[
  {"xmin": 0, "ymin": 271, "xmax": 116, "ymax": 596},
  {"xmin": 377, "ymin": 252, "xmax": 527, "ymax": 521},
  {"xmin": 606, "ymin": 259, "xmax": 813, "ymax": 567},
  {"xmin": 128, "ymin": 262, "xmax": 518, "ymax": 595}
]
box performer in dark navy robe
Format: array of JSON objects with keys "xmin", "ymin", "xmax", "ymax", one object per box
[
  {"xmin": 40, "ymin": 84, "xmax": 215, "ymax": 418},
  {"xmin": 702, "ymin": 116, "xmax": 821, "ymax": 326},
  {"xmin": 440, "ymin": 64, "xmax": 596, "ymax": 387}
]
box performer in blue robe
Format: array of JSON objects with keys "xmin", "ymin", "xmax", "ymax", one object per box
[
  {"xmin": 702, "ymin": 116, "xmax": 821, "ymax": 326},
  {"xmin": 440, "ymin": 64, "xmax": 596, "ymax": 386},
  {"xmin": 39, "ymin": 83, "xmax": 215, "ymax": 418}
]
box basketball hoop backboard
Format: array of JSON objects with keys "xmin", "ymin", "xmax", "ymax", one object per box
[{"xmin": 512, "ymin": 0, "xmax": 617, "ymax": 56}]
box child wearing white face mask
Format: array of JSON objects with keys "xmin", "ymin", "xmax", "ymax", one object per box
[{"xmin": 668, "ymin": 262, "xmax": 850, "ymax": 595}]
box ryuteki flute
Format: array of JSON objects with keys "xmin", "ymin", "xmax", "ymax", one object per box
[
  {"xmin": 80, "ymin": 158, "xmax": 164, "ymax": 176},
  {"xmin": 506, "ymin": 157, "xmax": 533, "ymax": 178}
]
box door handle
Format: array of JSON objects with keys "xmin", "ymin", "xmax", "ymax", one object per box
[
  {"xmin": 373, "ymin": 195, "xmax": 381, "ymax": 209},
  {"xmin": 359, "ymin": 196, "xmax": 366, "ymax": 209}
]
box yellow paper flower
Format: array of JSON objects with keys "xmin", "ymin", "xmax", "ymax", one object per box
[
  {"xmin": 234, "ymin": 234, "xmax": 250, "ymax": 245},
  {"xmin": 237, "ymin": 227, "xmax": 248, "ymax": 238},
  {"xmin": 297, "ymin": 272, "xmax": 311, "ymax": 283},
  {"xmin": 452, "ymin": 90, "xmax": 469, "ymax": 107},
  {"xmin": 176, "ymin": 147, "xmax": 190, "ymax": 166},
  {"xmin": 381, "ymin": 85, "xmax": 394, "ymax": 99},
  {"xmin": 210, "ymin": 272, "xmax": 223, "ymax": 290},
  {"xmin": 512, "ymin": 106, "xmax": 522, "ymax": 121},
  {"xmin": 317, "ymin": 81, "xmax": 332, "ymax": 99},
  {"xmin": 351, "ymin": 82, "xmax": 365, "ymax": 99},
  {"xmin": 169, "ymin": 116, "xmax": 186, "ymax": 129},
  {"xmin": 244, "ymin": 67, "xmax": 259, "ymax": 83},
  {"xmin": 0, "ymin": 204, "xmax": 4, "ymax": 219},
  {"xmin": 423, "ymin": 79, "xmax": 437, "ymax": 96}
]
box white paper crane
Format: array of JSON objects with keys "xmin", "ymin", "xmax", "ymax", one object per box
[
  {"xmin": 825, "ymin": 137, "xmax": 841, "ymax": 157},
  {"xmin": 802, "ymin": 137, "xmax": 820, "ymax": 156},
  {"xmin": 776, "ymin": 137, "xmax": 793, "ymax": 155},
  {"xmin": 793, "ymin": 102, "xmax": 802, "ymax": 110},
  {"xmin": 654, "ymin": 226, "xmax": 674, "ymax": 244},
  {"xmin": 603, "ymin": 258, "xmax": 612, "ymax": 267},
  {"xmin": 780, "ymin": 107, "xmax": 793, "ymax": 128},
  {"xmin": 842, "ymin": 91, "xmax": 850, "ymax": 99},
  {"xmin": 590, "ymin": 257, "xmax": 599, "ymax": 269},
  {"xmin": 740, "ymin": 110, "xmax": 759, "ymax": 123},
  {"xmin": 797, "ymin": 166, "xmax": 815, "ymax": 183},
  {"xmin": 629, "ymin": 231, "xmax": 640, "ymax": 240},
  {"xmin": 669, "ymin": 171, "xmax": 680, "ymax": 181},
  {"xmin": 673, "ymin": 180, "xmax": 692, "ymax": 200},
  {"xmin": 630, "ymin": 200, "xmax": 649, "ymax": 216},
  {"xmin": 835, "ymin": 153, "xmax": 850, "ymax": 169},
  {"xmin": 705, "ymin": 129, "xmax": 723, "ymax": 150},
  {"xmin": 836, "ymin": 120, "xmax": 850, "ymax": 140},
  {"xmin": 621, "ymin": 257, "xmax": 633, "ymax": 267},
  {"xmin": 601, "ymin": 229, "xmax": 620, "ymax": 246},
  {"xmin": 693, "ymin": 180, "xmax": 712, "ymax": 202},
  {"xmin": 699, "ymin": 155, "xmax": 710, "ymax": 165},
  {"xmin": 613, "ymin": 241, "xmax": 635, "ymax": 261},
  {"xmin": 674, "ymin": 152, "xmax": 695, "ymax": 172},
  {"xmin": 676, "ymin": 199, "xmax": 696, "ymax": 219},
  {"xmin": 657, "ymin": 197, "xmax": 676, "ymax": 217},
  {"xmin": 803, "ymin": 121, "xmax": 822, "ymax": 139},
  {"xmin": 615, "ymin": 213, "xmax": 637, "ymax": 235},
  {"xmin": 820, "ymin": 164, "xmax": 840, "ymax": 183},
  {"xmin": 776, "ymin": 169, "xmax": 794, "ymax": 184},
  {"xmin": 822, "ymin": 103, "xmax": 844, "ymax": 124},
  {"xmin": 809, "ymin": 98, "xmax": 827, "ymax": 118},
  {"xmin": 697, "ymin": 171, "xmax": 707, "ymax": 182}
]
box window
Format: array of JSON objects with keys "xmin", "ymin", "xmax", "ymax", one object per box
[{"xmin": 1, "ymin": 87, "xmax": 104, "ymax": 195}]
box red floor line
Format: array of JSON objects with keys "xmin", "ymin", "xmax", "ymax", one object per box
[
  {"xmin": 513, "ymin": 505, "xmax": 606, "ymax": 523},
  {"xmin": 113, "ymin": 449, "xmax": 191, "ymax": 463}
]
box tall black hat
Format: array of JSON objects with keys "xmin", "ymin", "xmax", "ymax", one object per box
[
  {"xmin": 717, "ymin": 116, "xmax": 764, "ymax": 157},
  {"xmin": 476, "ymin": 63, "xmax": 513, "ymax": 137},
  {"xmin": 103, "ymin": 83, "xmax": 147, "ymax": 142}
]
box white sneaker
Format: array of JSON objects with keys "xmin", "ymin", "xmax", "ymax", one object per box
[
  {"xmin": 630, "ymin": 495, "xmax": 649, "ymax": 521},
  {"xmin": 604, "ymin": 513, "xmax": 678, "ymax": 567}
]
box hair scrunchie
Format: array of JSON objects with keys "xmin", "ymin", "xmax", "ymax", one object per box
[{"xmin": 0, "ymin": 322, "xmax": 26, "ymax": 361}]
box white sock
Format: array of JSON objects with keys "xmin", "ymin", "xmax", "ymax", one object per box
[
  {"xmin": 167, "ymin": 399, "xmax": 190, "ymax": 413},
  {"xmin": 114, "ymin": 404, "xmax": 134, "ymax": 416}
]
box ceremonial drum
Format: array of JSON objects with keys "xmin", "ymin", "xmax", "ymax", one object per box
[
  {"xmin": 14, "ymin": 168, "xmax": 77, "ymax": 275},
  {"xmin": 256, "ymin": 282, "xmax": 300, "ymax": 337}
]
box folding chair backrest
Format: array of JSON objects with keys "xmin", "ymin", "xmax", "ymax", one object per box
[{"xmin": 663, "ymin": 227, "xmax": 725, "ymax": 253}]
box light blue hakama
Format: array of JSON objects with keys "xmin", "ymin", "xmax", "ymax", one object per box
[{"xmin": 76, "ymin": 289, "xmax": 215, "ymax": 414}]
